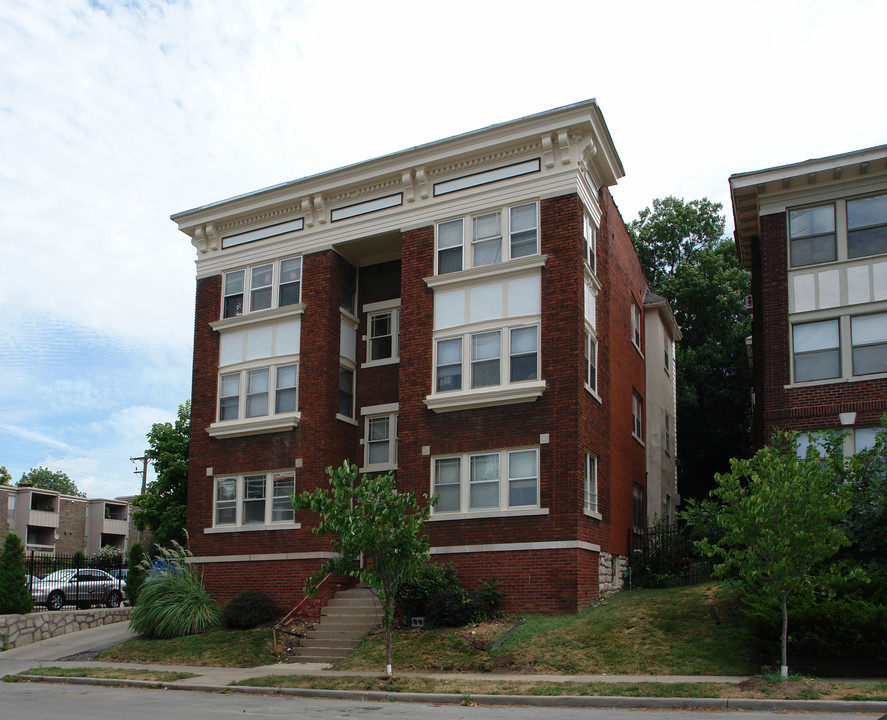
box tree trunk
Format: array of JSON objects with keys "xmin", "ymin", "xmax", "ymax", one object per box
[
  {"xmin": 385, "ymin": 621, "xmax": 392, "ymax": 676},
  {"xmin": 780, "ymin": 593, "xmax": 789, "ymax": 680}
]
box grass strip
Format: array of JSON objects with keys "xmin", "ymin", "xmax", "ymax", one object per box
[{"xmin": 10, "ymin": 666, "xmax": 195, "ymax": 682}]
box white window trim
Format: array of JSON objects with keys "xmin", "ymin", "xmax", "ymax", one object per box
[
  {"xmin": 221, "ymin": 256, "xmax": 303, "ymax": 320},
  {"xmin": 209, "ymin": 471, "xmax": 300, "ymax": 532},
  {"xmin": 584, "ymin": 212, "xmax": 597, "ymax": 273},
  {"xmin": 584, "ymin": 452, "xmax": 601, "ymax": 520},
  {"xmin": 434, "ymin": 202, "xmax": 540, "ymax": 276},
  {"xmin": 211, "ymin": 303, "xmax": 304, "ymax": 333},
  {"xmin": 584, "ymin": 323, "xmax": 600, "ymax": 401},
  {"xmin": 631, "ymin": 299, "xmax": 643, "ymax": 355},
  {"xmin": 430, "ymin": 447, "xmax": 542, "ymax": 517},
  {"xmin": 363, "ymin": 299, "xmax": 401, "ymax": 368},
  {"xmin": 336, "ymin": 363, "xmax": 357, "ymax": 423},
  {"xmin": 632, "ymin": 391, "xmax": 645, "ymax": 445},
  {"xmin": 209, "ymin": 358, "xmax": 300, "ymax": 438}
]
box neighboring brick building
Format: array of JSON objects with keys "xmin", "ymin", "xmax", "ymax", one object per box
[
  {"xmin": 730, "ymin": 145, "xmax": 887, "ymax": 453},
  {"xmin": 172, "ymin": 100, "xmax": 673, "ymax": 615}
]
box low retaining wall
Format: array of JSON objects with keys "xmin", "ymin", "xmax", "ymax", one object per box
[{"xmin": 1, "ymin": 607, "xmax": 132, "ymax": 650}]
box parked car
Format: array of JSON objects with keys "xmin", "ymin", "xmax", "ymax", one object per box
[{"xmin": 30, "ymin": 568, "xmax": 124, "ymax": 610}]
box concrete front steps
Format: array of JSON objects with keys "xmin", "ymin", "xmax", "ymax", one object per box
[{"xmin": 290, "ymin": 586, "xmax": 383, "ymax": 664}]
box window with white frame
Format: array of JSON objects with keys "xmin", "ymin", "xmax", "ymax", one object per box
[
  {"xmin": 222, "ymin": 257, "xmax": 302, "ymax": 319},
  {"xmin": 584, "ymin": 329, "xmax": 597, "ymax": 392},
  {"xmin": 792, "ymin": 319, "xmax": 840, "ymax": 382},
  {"xmin": 854, "ymin": 426, "xmax": 880, "ymax": 452},
  {"xmin": 364, "ymin": 413, "xmax": 397, "ymax": 470},
  {"xmin": 584, "ymin": 452, "xmax": 598, "ymax": 514},
  {"xmin": 214, "ymin": 472, "xmax": 295, "ymax": 527},
  {"xmin": 632, "ymin": 391, "xmax": 644, "ymax": 441},
  {"xmin": 847, "ymin": 194, "xmax": 887, "ymax": 259},
  {"xmin": 583, "ymin": 213, "xmax": 597, "ymax": 271},
  {"xmin": 436, "ymin": 202, "xmax": 538, "ymax": 274},
  {"xmin": 631, "ymin": 299, "xmax": 642, "ymax": 351},
  {"xmin": 217, "ymin": 363, "xmax": 298, "ymax": 421},
  {"xmin": 432, "ymin": 448, "xmax": 539, "ymax": 515},
  {"xmin": 435, "ymin": 325, "xmax": 538, "ymax": 393},
  {"xmin": 789, "ymin": 205, "xmax": 836, "ymax": 268},
  {"xmin": 851, "ymin": 312, "xmax": 887, "ymax": 376},
  {"xmin": 368, "ymin": 308, "xmax": 399, "ymax": 363}
]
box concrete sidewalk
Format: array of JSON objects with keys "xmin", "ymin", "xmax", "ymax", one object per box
[{"xmin": 2, "ymin": 621, "xmax": 886, "ymax": 714}]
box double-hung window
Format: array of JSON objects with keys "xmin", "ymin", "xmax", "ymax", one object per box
[
  {"xmin": 583, "ymin": 213, "xmax": 597, "ymax": 271},
  {"xmin": 432, "ymin": 447, "xmax": 539, "ymax": 515},
  {"xmin": 436, "ymin": 326, "xmax": 538, "ymax": 393},
  {"xmin": 436, "ymin": 202, "xmax": 538, "ymax": 274},
  {"xmin": 632, "ymin": 391, "xmax": 644, "ymax": 441},
  {"xmin": 217, "ymin": 363, "xmax": 298, "ymax": 421},
  {"xmin": 847, "ymin": 194, "xmax": 887, "ymax": 259},
  {"xmin": 368, "ymin": 308, "xmax": 399, "ymax": 363},
  {"xmin": 214, "ymin": 472, "xmax": 296, "ymax": 528},
  {"xmin": 789, "ymin": 205, "xmax": 836, "ymax": 267},
  {"xmin": 631, "ymin": 299, "xmax": 642, "ymax": 351},
  {"xmin": 584, "ymin": 330, "xmax": 597, "ymax": 392},
  {"xmin": 364, "ymin": 413, "xmax": 397, "ymax": 470},
  {"xmin": 792, "ymin": 319, "xmax": 840, "ymax": 382},
  {"xmin": 851, "ymin": 312, "xmax": 887, "ymax": 376},
  {"xmin": 338, "ymin": 367, "xmax": 355, "ymax": 418},
  {"xmin": 584, "ymin": 453, "xmax": 598, "ymax": 515},
  {"xmin": 223, "ymin": 257, "xmax": 303, "ymax": 318}
]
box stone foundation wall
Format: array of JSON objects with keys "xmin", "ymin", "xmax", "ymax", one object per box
[
  {"xmin": 0, "ymin": 607, "xmax": 131, "ymax": 650},
  {"xmin": 598, "ymin": 552, "xmax": 627, "ymax": 595}
]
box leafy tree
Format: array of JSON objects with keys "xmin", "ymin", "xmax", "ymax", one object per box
[
  {"xmin": 17, "ymin": 466, "xmax": 85, "ymax": 497},
  {"xmin": 0, "ymin": 532, "xmax": 33, "ymax": 614},
  {"xmin": 630, "ymin": 197, "xmax": 752, "ymax": 500},
  {"xmin": 292, "ymin": 461, "xmax": 437, "ymax": 676},
  {"xmin": 132, "ymin": 401, "xmax": 190, "ymax": 547},
  {"xmin": 697, "ymin": 430, "xmax": 852, "ymax": 678},
  {"xmin": 0, "ymin": 466, "xmax": 11, "ymax": 485}
]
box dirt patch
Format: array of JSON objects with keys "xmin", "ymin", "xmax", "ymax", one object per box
[
  {"xmin": 732, "ymin": 676, "xmax": 829, "ymax": 699},
  {"xmin": 454, "ymin": 616, "xmax": 517, "ymax": 651}
]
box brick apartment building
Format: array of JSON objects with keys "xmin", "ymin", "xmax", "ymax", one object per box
[
  {"xmin": 172, "ymin": 100, "xmax": 676, "ymax": 615},
  {"xmin": 730, "ymin": 145, "xmax": 887, "ymax": 454}
]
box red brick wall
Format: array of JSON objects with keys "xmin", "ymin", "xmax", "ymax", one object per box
[
  {"xmin": 598, "ymin": 189, "xmax": 649, "ymax": 554},
  {"xmin": 754, "ymin": 212, "xmax": 887, "ymax": 440}
]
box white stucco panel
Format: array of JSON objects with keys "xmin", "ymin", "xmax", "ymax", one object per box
[
  {"xmin": 246, "ymin": 325, "xmax": 273, "ymax": 361},
  {"xmin": 817, "ymin": 269, "xmax": 840, "ymax": 309},
  {"xmin": 434, "ymin": 288, "xmax": 466, "ymax": 330},
  {"xmin": 507, "ymin": 274, "xmax": 540, "ymax": 317},
  {"xmin": 847, "ymin": 266, "xmax": 871, "ymax": 305},
  {"xmin": 469, "ymin": 282, "xmax": 503, "ymax": 323},
  {"xmin": 219, "ymin": 330, "xmax": 244, "ymax": 367},
  {"xmin": 874, "ymin": 262, "xmax": 887, "ymax": 301},
  {"xmin": 340, "ymin": 319, "xmax": 356, "ymax": 362},
  {"xmin": 792, "ymin": 274, "xmax": 816, "ymax": 313},
  {"xmin": 276, "ymin": 320, "xmax": 301, "ymax": 356}
]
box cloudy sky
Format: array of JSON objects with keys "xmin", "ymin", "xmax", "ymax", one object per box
[{"xmin": 2, "ymin": 0, "xmax": 886, "ymax": 499}]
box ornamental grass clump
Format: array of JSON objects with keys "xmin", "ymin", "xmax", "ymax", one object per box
[{"xmin": 129, "ymin": 539, "xmax": 221, "ymax": 639}]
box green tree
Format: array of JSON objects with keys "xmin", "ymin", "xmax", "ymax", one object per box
[
  {"xmin": 0, "ymin": 532, "xmax": 33, "ymax": 614},
  {"xmin": 17, "ymin": 466, "xmax": 85, "ymax": 497},
  {"xmin": 0, "ymin": 466, "xmax": 11, "ymax": 485},
  {"xmin": 132, "ymin": 402, "xmax": 190, "ymax": 546},
  {"xmin": 292, "ymin": 461, "xmax": 437, "ymax": 676},
  {"xmin": 630, "ymin": 197, "xmax": 752, "ymax": 500},
  {"xmin": 697, "ymin": 430, "xmax": 851, "ymax": 678}
]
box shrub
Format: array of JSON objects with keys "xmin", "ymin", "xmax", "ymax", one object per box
[
  {"xmin": 222, "ymin": 590, "xmax": 277, "ymax": 629},
  {"xmin": 397, "ymin": 561, "xmax": 502, "ymax": 627},
  {"xmin": 72, "ymin": 548, "xmax": 87, "ymax": 568},
  {"xmin": 0, "ymin": 532, "xmax": 33, "ymax": 614},
  {"xmin": 125, "ymin": 542, "xmax": 147, "ymax": 606},
  {"xmin": 129, "ymin": 539, "xmax": 220, "ymax": 639}
]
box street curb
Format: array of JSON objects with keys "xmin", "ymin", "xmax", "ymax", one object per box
[{"xmin": 11, "ymin": 675, "xmax": 887, "ymax": 713}]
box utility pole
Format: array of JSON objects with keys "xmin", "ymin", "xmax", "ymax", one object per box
[{"xmin": 130, "ymin": 455, "xmax": 148, "ymax": 543}]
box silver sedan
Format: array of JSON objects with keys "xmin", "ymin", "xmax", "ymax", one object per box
[{"xmin": 30, "ymin": 568, "xmax": 124, "ymax": 610}]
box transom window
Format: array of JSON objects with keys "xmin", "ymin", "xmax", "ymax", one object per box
[
  {"xmin": 435, "ymin": 326, "xmax": 538, "ymax": 393},
  {"xmin": 432, "ymin": 448, "xmax": 539, "ymax": 514},
  {"xmin": 214, "ymin": 472, "xmax": 295, "ymax": 527},
  {"xmin": 223, "ymin": 257, "xmax": 302, "ymax": 318},
  {"xmin": 218, "ymin": 363, "xmax": 298, "ymax": 421},
  {"xmin": 436, "ymin": 202, "xmax": 538, "ymax": 274},
  {"xmin": 792, "ymin": 319, "xmax": 840, "ymax": 382}
]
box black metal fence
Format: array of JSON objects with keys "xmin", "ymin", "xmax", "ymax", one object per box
[
  {"xmin": 23, "ymin": 551, "xmax": 126, "ymax": 610},
  {"xmin": 627, "ymin": 525, "xmax": 712, "ymax": 588}
]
